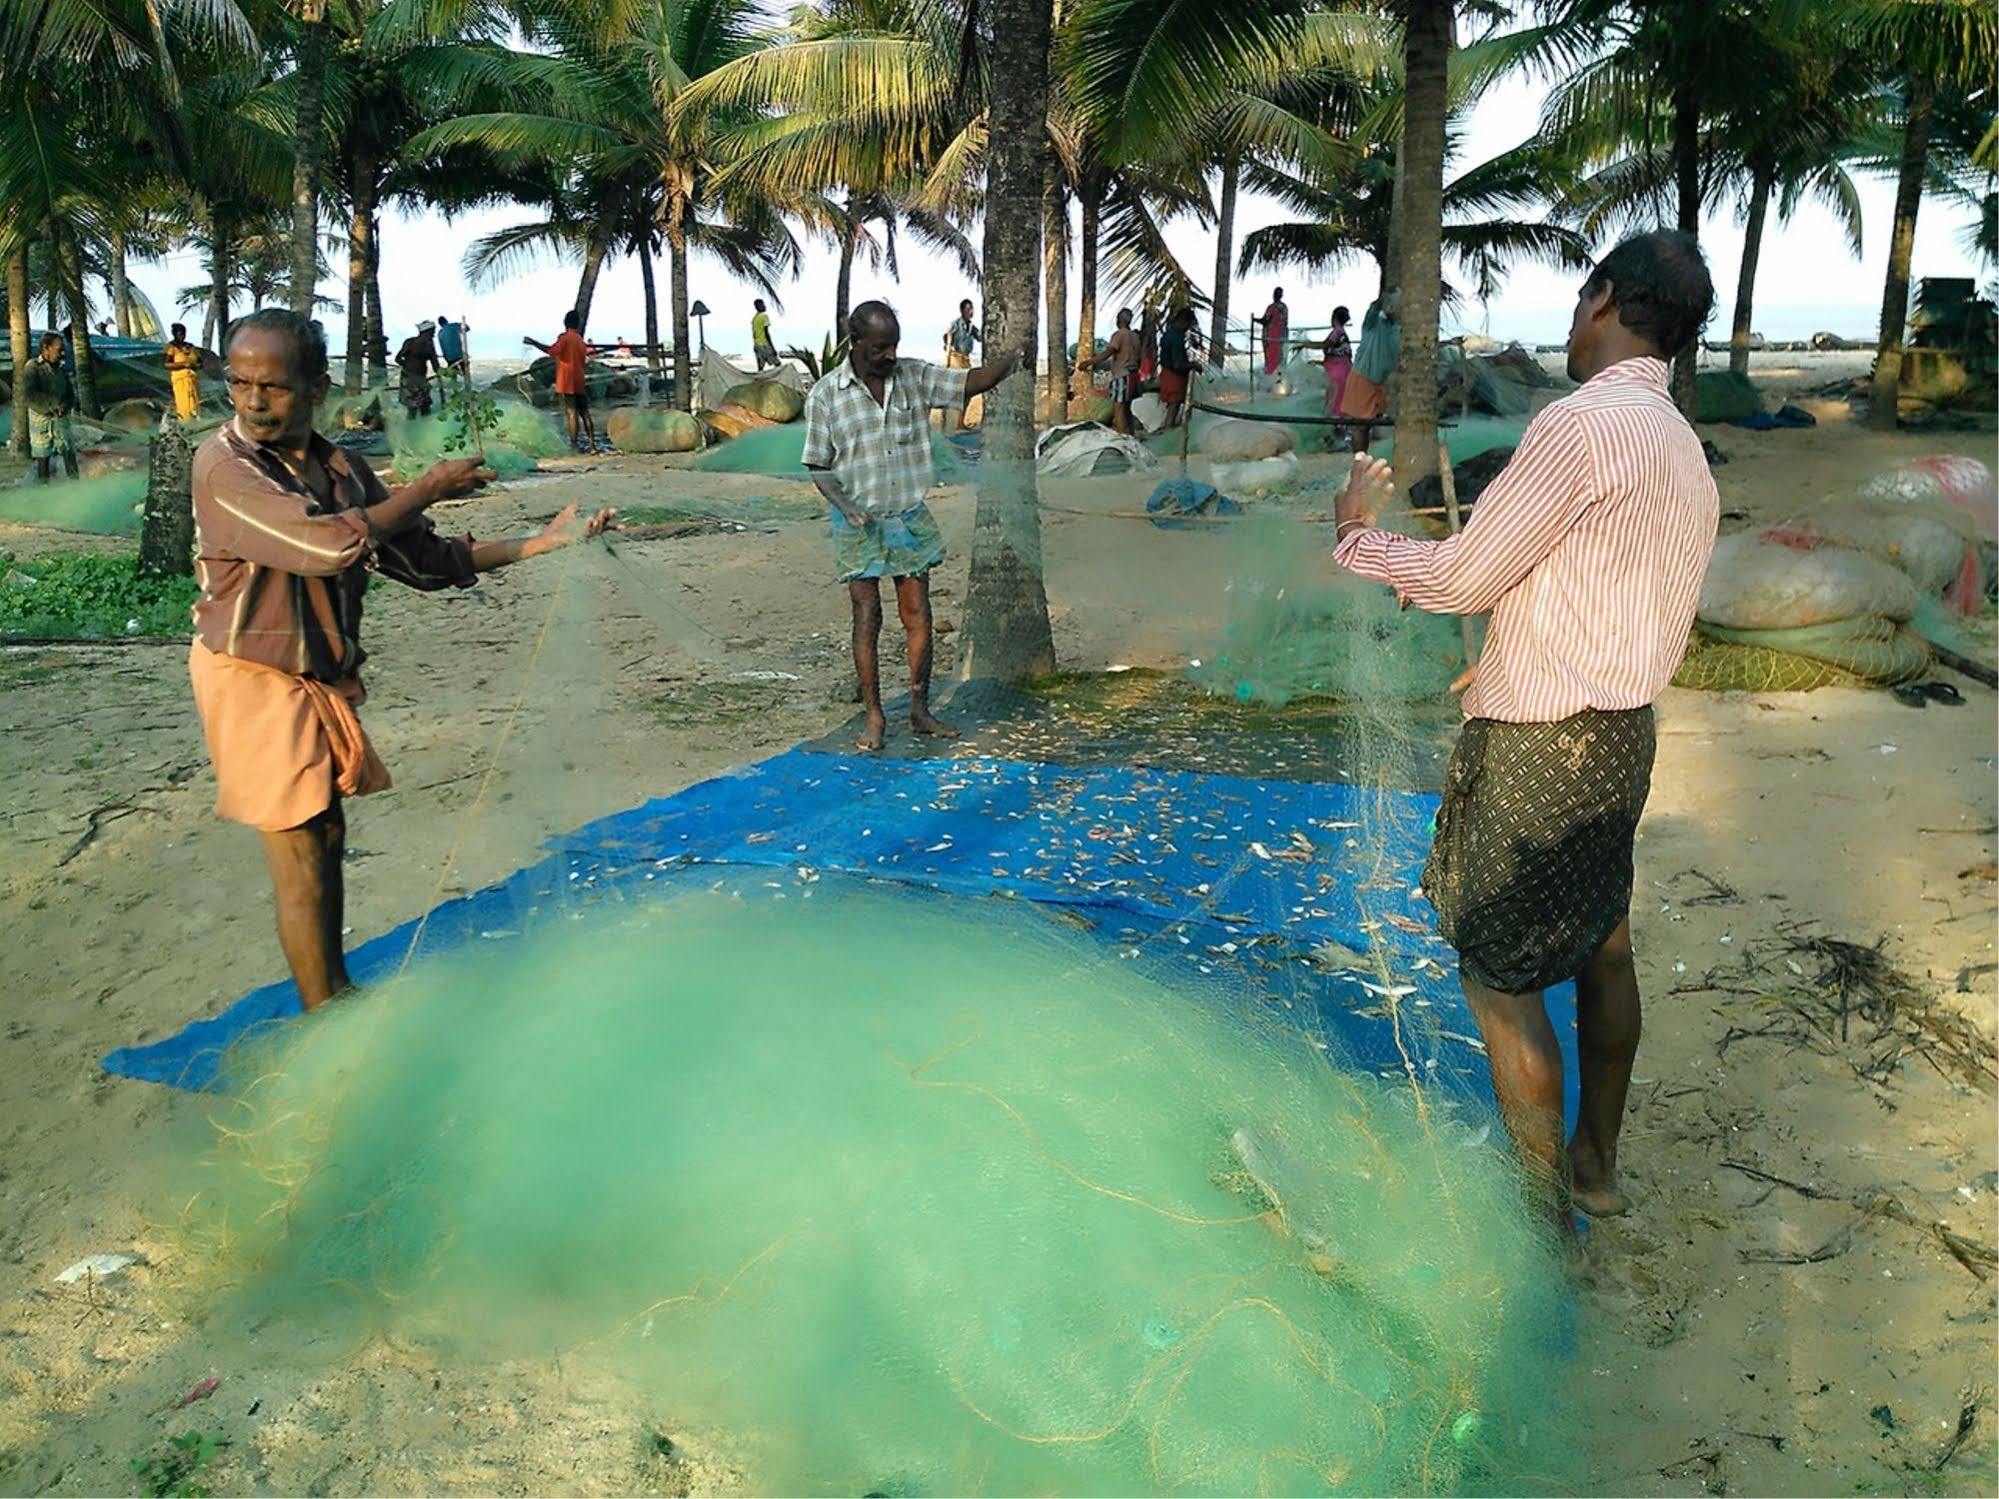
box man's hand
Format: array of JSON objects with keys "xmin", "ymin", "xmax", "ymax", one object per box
[
  {"xmin": 424, "ymin": 457, "xmax": 497, "ymax": 502},
  {"xmin": 1335, "ymin": 453, "xmax": 1396, "ymax": 534},
  {"xmin": 531, "ymin": 502, "xmax": 619, "ymax": 554},
  {"xmin": 1450, "ymin": 662, "xmax": 1478, "ymax": 695}
]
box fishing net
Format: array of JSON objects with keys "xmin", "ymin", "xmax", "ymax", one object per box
[
  {"xmin": 167, "ymin": 883, "xmax": 1577, "ymax": 1496},
  {"xmin": 146, "ymin": 354, "xmax": 1597, "ymax": 1494},
  {"xmin": 382, "ymin": 399, "xmax": 565, "ymax": 481},
  {"xmin": 0, "ymin": 471, "xmax": 146, "ymax": 534},
  {"xmin": 694, "ymin": 423, "xmax": 967, "ymax": 482},
  {"xmin": 1672, "ymin": 620, "xmax": 1930, "ymax": 691},
  {"xmin": 1190, "ymin": 513, "xmax": 1466, "ymax": 707}
]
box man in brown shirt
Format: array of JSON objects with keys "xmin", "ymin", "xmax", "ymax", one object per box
[{"xmin": 191, "ymin": 308, "xmax": 614, "ymax": 1010}]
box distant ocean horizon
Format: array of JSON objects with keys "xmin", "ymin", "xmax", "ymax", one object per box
[{"xmin": 331, "ymin": 299, "xmax": 1895, "ymax": 377}]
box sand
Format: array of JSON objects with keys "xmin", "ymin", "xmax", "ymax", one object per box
[{"xmin": 0, "ymin": 353, "xmax": 1993, "ymax": 1494}]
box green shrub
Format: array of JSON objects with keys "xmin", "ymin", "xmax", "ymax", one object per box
[{"xmin": 0, "ymin": 554, "xmax": 198, "ymax": 641}]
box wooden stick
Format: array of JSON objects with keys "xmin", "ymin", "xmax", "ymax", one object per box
[
  {"xmin": 1931, "ymin": 641, "xmax": 1999, "ymax": 689},
  {"xmin": 1439, "ymin": 442, "xmax": 1480, "ymax": 667}
]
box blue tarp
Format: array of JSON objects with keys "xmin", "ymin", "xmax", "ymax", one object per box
[{"xmin": 103, "ymin": 747, "xmax": 1578, "ymax": 1117}]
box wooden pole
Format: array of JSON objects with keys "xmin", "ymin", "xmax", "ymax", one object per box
[{"xmin": 1439, "ymin": 441, "xmax": 1478, "ymax": 667}]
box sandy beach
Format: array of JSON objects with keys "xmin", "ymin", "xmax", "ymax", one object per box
[{"xmin": 0, "ymin": 354, "xmax": 1993, "ymax": 1494}]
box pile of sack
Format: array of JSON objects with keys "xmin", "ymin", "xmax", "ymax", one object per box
[{"xmin": 1676, "ymin": 457, "xmax": 1995, "ymax": 692}]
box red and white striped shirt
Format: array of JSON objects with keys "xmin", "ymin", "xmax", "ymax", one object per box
[{"xmin": 1334, "ymin": 356, "xmax": 1718, "ymax": 723}]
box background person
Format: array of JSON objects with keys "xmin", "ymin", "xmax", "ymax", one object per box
[
  {"xmin": 22, "ymin": 332, "xmax": 79, "ymax": 483},
  {"xmin": 525, "ymin": 312, "xmax": 602, "ymax": 452},
  {"xmin": 803, "ymin": 300, "xmax": 1020, "ymax": 752},
  {"xmin": 751, "ymin": 299, "xmax": 779, "ymax": 369},
  {"xmin": 165, "ymin": 323, "xmax": 204, "ymax": 421}
]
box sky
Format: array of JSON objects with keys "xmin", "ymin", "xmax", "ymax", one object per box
[{"xmin": 123, "ymin": 69, "xmax": 1986, "ymax": 365}]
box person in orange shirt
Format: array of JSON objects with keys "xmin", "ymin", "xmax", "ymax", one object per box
[{"xmin": 525, "ymin": 311, "xmax": 602, "ymax": 452}]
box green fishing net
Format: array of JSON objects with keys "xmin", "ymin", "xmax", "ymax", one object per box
[
  {"xmin": 384, "ymin": 400, "xmax": 566, "ymax": 480},
  {"xmin": 1672, "ymin": 618, "xmax": 1931, "ymax": 691},
  {"xmin": 0, "ymin": 471, "xmax": 146, "ymax": 534},
  {"xmin": 1191, "ymin": 514, "xmax": 1467, "ymax": 707},
  {"xmin": 167, "ymin": 882, "xmax": 1577, "ymax": 1496},
  {"xmin": 694, "ymin": 423, "xmax": 967, "ymax": 482}
]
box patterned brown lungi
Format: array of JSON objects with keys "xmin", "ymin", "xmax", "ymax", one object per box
[{"xmin": 1423, "ymin": 707, "xmax": 1656, "ymax": 994}]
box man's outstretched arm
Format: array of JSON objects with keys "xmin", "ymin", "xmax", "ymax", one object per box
[{"xmin": 963, "ymin": 351, "xmax": 1022, "ymax": 400}]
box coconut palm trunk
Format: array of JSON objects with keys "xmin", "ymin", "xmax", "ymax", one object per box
[
  {"xmin": 1042, "ymin": 159, "xmax": 1069, "ymax": 410},
  {"xmin": 364, "ymin": 215, "xmax": 386, "ymax": 380},
  {"xmin": 287, "ymin": 6, "xmax": 330, "ymax": 316},
  {"xmin": 57, "ymin": 230, "xmax": 100, "ymax": 419},
  {"xmin": 960, "ymin": 0, "xmax": 1055, "ymax": 684},
  {"xmin": 835, "ymin": 205, "xmax": 859, "ymax": 334},
  {"xmin": 111, "ymin": 229, "xmax": 133, "ymax": 337},
  {"xmin": 1076, "ymin": 178, "xmax": 1101, "ymax": 379},
  {"xmin": 1208, "ymin": 154, "xmax": 1238, "ymax": 371},
  {"xmin": 1670, "ymin": 76, "xmax": 1701, "ymax": 414},
  {"xmin": 638, "ymin": 240, "xmax": 662, "ymax": 380},
  {"xmin": 573, "ymin": 229, "xmax": 609, "ymax": 331},
  {"xmin": 667, "ymin": 226, "xmax": 691, "ymax": 411},
  {"xmin": 1729, "ymin": 168, "xmax": 1771, "ymax": 377},
  {"xmin": 7, "ymin": 249, "xmax": 29, "ymax": 456},
  {"xmin": 1393, "ymin": 0, "xmax": 1451, "ymax": 495},
  {"xmin": 1869, "ymin": 74, "xmax": 1934, "ymax": 432},
  {"xmin": 344, "ymin": 144, "xmax": 376, "ymax": 392}
]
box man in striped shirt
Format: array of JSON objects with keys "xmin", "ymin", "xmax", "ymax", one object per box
[
  {"xmin": 191, "ymin": 309, "xmax": 614, "ymax": 1011},
  {"xmin": 1332, "ymin": 230, "xmax": 1719, "ymax": 1241}
]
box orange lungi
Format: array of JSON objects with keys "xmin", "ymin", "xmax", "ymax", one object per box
[
  {"xmin": 189, "ymin": 640, "xmax": 390, "ymax": 831},
  {"xmin": 1340, "ymin": 369, "xmax": 1388, "ymax": 420}
]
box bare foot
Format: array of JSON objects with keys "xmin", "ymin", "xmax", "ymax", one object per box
[
  {"xmin": 1341, "ymin": 453, "xmax": 1397, "ymax": 522},
  {"xmin": 910, "ymin": 708, "xmax": 959, "ymax": 739},
  {"xmin": 1569, "ymin": 1141, "xmax": 1630, "ymax": 1217},
  {"xmin": 857, "ymin": 711, "xmax": 886, "ymax": 752}
]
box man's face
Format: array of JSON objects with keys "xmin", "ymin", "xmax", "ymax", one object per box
[
  {"xmin": 39, "ymin": 341, "xmax": 61, "ymax": 364},
  {"xmin": 853, "ymin": 319, "xmax": 900, "ymax": 379},
  {"xmin": 226, "ymin": 327, "xmax": 325, "ymax": 448}
]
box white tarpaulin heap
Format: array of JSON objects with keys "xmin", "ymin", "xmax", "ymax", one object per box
[
  {"xmin": 698, "ymin": 349, "xmax": 806, "ymax": 410},
  {"xmin": 1034, "ymin": 421, "xmax": 1160, "ymax": 478}
]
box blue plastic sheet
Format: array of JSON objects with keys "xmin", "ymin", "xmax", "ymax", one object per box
[{"xmin": 104, "ymin": 746, "xmax": 1578, "ymax": 1115}]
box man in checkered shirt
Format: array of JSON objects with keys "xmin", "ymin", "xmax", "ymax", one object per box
[{"xmin": 803, "ymin": 300, "xmax": 1021, "ymax": 750}]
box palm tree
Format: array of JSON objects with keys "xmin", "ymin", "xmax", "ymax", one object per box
[
  {"xmin": 287, "ymin": 0, "xmax": 334, "ymax": 314},
  {"xmin": 1850, "ymin": 0, "xmax": 1997, "ymax": 429},
  {"xmin": 411, "ymin": 0, "xmax": 796, "ymax": 409},
  {"xmin": 960, "ymin": 0, "xmax": 1056, "ymax": 684}
]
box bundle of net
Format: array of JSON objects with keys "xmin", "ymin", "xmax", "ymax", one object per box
[
  {"xmin": 1191, "ymin": 512, "xmax": 1467, "ymax": 710},
  {"xmin": 164, "ymin": 880, "xmax": 1578, "ymax": 1496},
  {"xmin": 0, "ymin": 471, "xmax": 146, "ymax": 534},
  {"xmin": 383, "ymin": 397, "xmax": 566, "ymax": 480}
]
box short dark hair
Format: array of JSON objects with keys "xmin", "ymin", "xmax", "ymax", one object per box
[
  {"xmin": 1333, "ymin": 305, "xmax": 1350, "ymax": 322},
  {"xmin": 38, "ymin": 331, "xmax": 62, "ymax": 352},
  {"xmin": 563, "ymin": 309, "xmax": 580, "ymax": 330},
  {"xmin": 224, "ymin": 308, "xmax": 329, "ymax": 384},
  {"xmin": 754, "ymin": 298, "xmax": 766, "ymax": 311},
  {"xmin": 1584, "ymin": 230, "xmax": 1714, "ymax": 358},
  {"xmin": 849, "ymin": 299, "xmax": 898, "ymax": 339},
  {"xmin": 1116, "ymin": 307, "xmax": 1133, "ymax": 323},
  {"xmin": 171, "ymin": 322, "xmax": 187, "ymax": 338},
  {"xmin": 959, "ymin": 298, "xmax": 973, "ymax": 312}
]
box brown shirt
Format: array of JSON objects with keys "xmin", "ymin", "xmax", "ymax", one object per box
[{"xmin": 192, "ymin": 422, "xmax": 476, "ymax": 682}]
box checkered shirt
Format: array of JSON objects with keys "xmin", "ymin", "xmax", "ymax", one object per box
[{"xmin": 801, "ymin": 358, "xmax": 969, "ymax": 516}]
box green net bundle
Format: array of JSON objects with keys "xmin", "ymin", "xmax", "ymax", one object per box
[
  {"xmin": 167, "ymin": 883, "xmax": 1577, "ymax": 1496},
  {"xmin": 384, "ymin": 399, "xmax": 564, "ymax": 480},
  {"xmin": 694, "ymin": 424, "xmax": 967, "ymax": 483},
  {"xmin": 0, "ymin": 471, "xmax": 147, "ymax": 534},
  {"xmin": 1191, "ymin": 514, "xmax": 1467, "ymax": 707}
]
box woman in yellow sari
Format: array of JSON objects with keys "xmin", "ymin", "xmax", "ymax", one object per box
[{"xmin": 165, "ymin": 323, "xmax": 203, "ymax": 420}]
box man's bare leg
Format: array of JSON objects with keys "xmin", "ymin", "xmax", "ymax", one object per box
[
  {"xmin": 579, "ymin": 404, "xmax": 599, "ymax": 451},
  {"xmin": 895, "ymin": 572, "xmax": 957, "ymax": 739},
  {"xmin": 562, "ymin": 400, "xmax": 580, "ymax": 449},
  {"xmin": 259, "ymin": 802, "xmax": 352, "ymax": 1011},
  {"xmin": 1569, "ymin": 919, "xmax": 1640, "ymax": 1216},
  {"xmin": 850, "ymin": 577, "xmax": 887, "ymax": 750},
  {"xmin": 1461, "ymin": 976, "xmax": 1577, "ymax": 1246}
]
